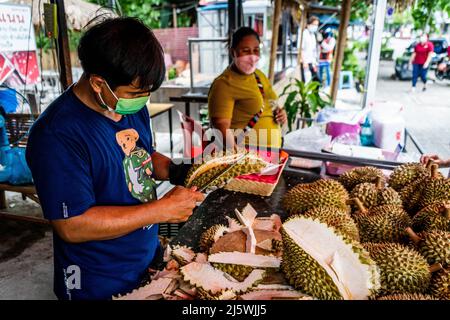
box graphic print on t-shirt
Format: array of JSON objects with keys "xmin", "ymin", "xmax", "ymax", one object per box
[{"xmin": 116, "ymin": 128, "xmax": 157, "ymax": 203}]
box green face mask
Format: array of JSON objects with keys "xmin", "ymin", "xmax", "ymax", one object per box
[{"xmin": 98, "ymin": 81, "xmax": 150, "ymax": 115}]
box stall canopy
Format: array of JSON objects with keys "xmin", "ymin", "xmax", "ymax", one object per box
[{"xmin": 9, "ymin": 0, "xmax": 115, "ymax": 31}]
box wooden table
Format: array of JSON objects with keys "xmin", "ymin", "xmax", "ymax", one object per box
[
  {"xmin": 169, "ymin": 92, "xmax": 208, "ymax": 118},
  {"xmin": 148, "ymin": 103, "xmax": 175, "ymax": 155}
]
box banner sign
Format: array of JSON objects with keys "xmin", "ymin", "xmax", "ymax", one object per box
[{"xmin": 0, "ymin": 3, "xmax": 36, "ymax": 52}]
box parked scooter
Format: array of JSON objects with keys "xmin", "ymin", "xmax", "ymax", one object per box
[{"xmin": 435, "ymin": 57, "xmax": 450, "ymax": 81}]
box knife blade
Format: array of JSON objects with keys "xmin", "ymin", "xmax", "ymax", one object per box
[{"xmin": 198, "ymin": 153, "xmax": 248, "ymax": 192}]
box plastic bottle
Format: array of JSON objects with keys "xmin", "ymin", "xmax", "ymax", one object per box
[{"xmin": 360, "ymin": 116, "xmax": 374, "ymax": 146}]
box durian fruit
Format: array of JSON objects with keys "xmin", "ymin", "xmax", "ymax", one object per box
[
  {"xmin": 184, "ymin": 152, "xmax": 269, "ymax": 189},
  {"xmin": 376, "ymin": 293, "xmax": 438, "ymax": 300},
  {"xmin": 363, "ymin": 243, "xmax": 431, "ymax": 295},
  {"xmin": 282, "ymin": 179, "xmax": 349, "ymax": 215},
  {"xmin": 179, "ymin": 262, "xmax": 265, "ymax": 300},
  {"xmin": 349, "ymin": 177, "xmax": 402, "ymax": 210},
  {"xmin": 418, "ymin": 177, "xmax": 450, "ymax": 211},
  {"xmin": 281, "ymin": 216, "xmax": 380, "ymax": 300},
  {"xmin": 199, "ymin": 224, "xmax": 229, "ymax": 253},
  {"xmin": 208, "ymin": 251, "xmax": 280, "ymax": 282},
  {"xmin": 169, "ymin": 245, "xmax": 196, "ymax": 266},
  {"xmin": 429, "ymin": 268, "xmax": 450, "ymax": 300},
  {"xmin": 352, "ymin": 203, "xmax": 412, "ymax": 243},
  {"xmin": 338, "ymin": 166, "xmax": 386, "ymax": 192},
  {"xmin": 406, "ymin": 228, "xmax": 450, "ymax": 267},
  {"xmin": 388, "ymin": 162, "xmax": 430, "ymax": 191},
  {"xmin": 412, "ymin": 201, "xmax": 450, "ymax": 232},
  {"xmin": 302, "ymin": 207, "xmax": 360, "ymax": 242},
  {"xmin": 400, "ymin": 164, "xmax": 444, "ymax": 215}
]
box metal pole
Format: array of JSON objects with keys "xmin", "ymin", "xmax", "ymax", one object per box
[
  {"xmin": 51, "ymin": 0, "xmax": 72, "ymax": 90},
  {"xmin": 362, "ymin": 0, "xmax": 387, "ymax": 108}
]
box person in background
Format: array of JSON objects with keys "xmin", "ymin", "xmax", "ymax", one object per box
[
  {"xmin": 410, "ymin": 33, "xmax": 434, "ymax": 92},
  {"xmin": 301, "ymin": 16, "xmax": 320, "ymax": 83},
  {"xmin": 208, "ymin": 27, "xmax": 287, "ymax": 150},
  {"xmin": 318, "ymin": 28, "xmax": 336, "ymax": 87}
]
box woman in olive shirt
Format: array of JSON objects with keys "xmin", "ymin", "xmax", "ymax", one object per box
[{"xmin": 208, "ymin": 27, "xmax": 287, "ymax": 150}]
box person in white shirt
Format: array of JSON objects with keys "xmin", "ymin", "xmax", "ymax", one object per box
[
  {"xmin": 318, "ymin": 28, "xmax": 336, "ymax": 87},
  {"xmin": 301, "ymin": 16, "xmax": 320, "ymax": 83}
]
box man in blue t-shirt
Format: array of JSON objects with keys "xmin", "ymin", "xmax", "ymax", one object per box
[{"xmin": 25, "ymin": 17, "xmax": 203, "ymax": 300}]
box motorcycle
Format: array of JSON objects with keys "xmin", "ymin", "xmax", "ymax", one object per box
[{"xmin": 435, "ymin": 57, "xmax": 450, "ymax": 81}]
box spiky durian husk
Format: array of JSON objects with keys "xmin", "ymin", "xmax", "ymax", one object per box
[
  {"xmin": 338, "ymin": 167, "xmax": 386, "ymax": 192},
  {"xmin": 281, "ymin": 227, "xmax": 342, "ymax": 300},
  {"xmin": 377, "ymin": 187, "xmax": 402, "ymax": 207},
  {"xmin": 354, "ymin": 205, "xmax": 412, "ymax": 243},
  {"xmin": 412, "ymin": 201, "xmax": 450, "ymax": 232},
  {"xmin": 388, "ymin": 163, "xmax": 429, "ymax": 191},
  {"xmin": 363, "ymin": 243, "xmax": 431, "ymax": 295},
  {"xmin": 376, "ymin": 293, "xmax": 438, "ymax": 300},
  {"xmin": 400, "ymin": 176, "xmax": 428, "ymax": 215},
  {"xmin": 302, "ymin": 207, "xmax": 360, "ymax": 242},
  {"xmin": 429, "ymin": 268, "xmax": 450, "ymax": 300},
  {"xmin": 199, "ymin": 224, "xmax": 229, "ymax": 253},
  {"xmin": 281, "ymin": 217, "xmax": 379, "ymax": 300},
  {"xmin": 282, "ymin": 179, "xmax": 349, "ymax": 215},
  {"xmin": 350, "ymin": 183, "xmax": 379, "ymax": 209},
  {"xmin": 418, "ymin": 178, "xmax": 450, "ymax": 211},
  {"xmin": 416, "ymin": 230, "xmax": 450, "ymax": 267},
  {"xmin": 184, "ymin": 152, "xmax": 268, "ymax": 188},
  {"xmin": 211, "ymin": 263, "xmax": 255, "ymax": 282}
]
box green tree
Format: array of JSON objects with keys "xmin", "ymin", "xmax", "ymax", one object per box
[
  {"xmin": 412, "ymin": 0, "xmax": 450, "ymax": 32},
  {"xmin": 321, "ymin": 0, "xmax": 371, "ymax": 22}
]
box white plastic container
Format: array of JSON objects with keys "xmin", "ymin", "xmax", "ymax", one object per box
[{"xmin": 371, "ymin": 113, "xmax": 405, "ymax": 152}]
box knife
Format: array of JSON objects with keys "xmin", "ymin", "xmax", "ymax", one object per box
[{"xmin": 198, "ymin": 153, "xmax": 248, "ymax": 192}]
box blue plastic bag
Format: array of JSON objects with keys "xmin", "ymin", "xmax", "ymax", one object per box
[{"xmin": 5, "ymin": 147, "xmax": 33, "ymax": 185}]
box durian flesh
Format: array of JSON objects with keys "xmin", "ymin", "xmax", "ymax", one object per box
[{"xmin": 281, "ymin": 217, "xmax": 380, "ymax": 300}]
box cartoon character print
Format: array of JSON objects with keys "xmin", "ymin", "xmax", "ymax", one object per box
[{"xmin": 116, "ymin": 129, "xmax": 157, "ymax": 203}]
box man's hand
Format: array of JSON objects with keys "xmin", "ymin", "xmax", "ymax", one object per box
[
  {"xmin": 274, "ymin": 107, "xmax": 287, "ymax": 125},
  {"xmin": 420, "ymin": 154, "xmax": 450, "ymax": 168},
  {"xmin": 160, "ymin": 186, "xmax": 205, "ymax": 223}
]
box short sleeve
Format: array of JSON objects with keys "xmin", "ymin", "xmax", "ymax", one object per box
[
  {"xmin": 208, "ymin": 78, "xmax": 235, "ymax": 119},
  {"xmin": 26, "ymin": 129, "xmax": 95, "ymax": 220}
]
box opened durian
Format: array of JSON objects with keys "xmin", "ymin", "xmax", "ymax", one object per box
[
  {"xmin": 179, "ymin": 262, "xmax": 265, "ymax": 300},
  {"xmin": 338, "ymin": 166, "xmax": 386, "ymax": 192},
  {"xmin": 429, "ymin": 268, "xmax": 449, "ymax": 300},
  {"xmin": 281, "ymin": 216, "xmax": 380, "ymax": 300},
  {"xmin": 282, "ymin": 179, "xmax": 349, "ymax": 215},
  {"xmin": 412, "ymin": 201, "xmax": 450, "ymax": 232},
  {"xmin": 406, "ymin": 228, "xmax": 450, "ymax": 267},
  {"xmin": 208, "ymin": 252, "xmax": 280, "ymax": 282},
  {"xmin": 363, "ymin": 243, "xmax": 431, "ymax": 295},
  {"xmin": 376, "ymin": 293, "xmax": 438, "ymax": 300},
  {"xmin": 349, "ymin": 177, "xmax": 402, "ymax": 210},
  {"xmin": 199, "ymin": 224, "xmax": 229, "ymax": 253},
  {"xmin": 352, "ymin": 202, "xmax": 412, "ymax": 243},
  {"xmin": 388, "ymin": 162, "xmax": 430, "ymax": 191},
  {"xmin": 184, "ymin": 152, "xmax": 269, "ymax": 189},
  {"xmin": 302, "ymin": 207, "xmax": 360, "ymax": 241}
]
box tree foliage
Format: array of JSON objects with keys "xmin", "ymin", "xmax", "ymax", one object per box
[{"xmin": 411, "ymin": 0, "xmax": 450, "ymax": 32}]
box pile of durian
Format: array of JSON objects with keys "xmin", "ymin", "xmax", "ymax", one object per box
[
  {"xmin": 282, "ymin": 162, "xmax": 449, "ymax": 300},
  {"xmin": 116, "ymin": 162, "xmax": 448, "ymax": 301}
]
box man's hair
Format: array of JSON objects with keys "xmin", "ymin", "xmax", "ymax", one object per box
[
  {"xmin": 78, "ymin": 17, "xmax": 165, "ymax": 91},
  {"xmin": 230, "ymin": 27, "xmax": 260, "ymax": 49},
  {"xmin": 308, "ymin": 16, "xmax": 320, "ymax": 25}
]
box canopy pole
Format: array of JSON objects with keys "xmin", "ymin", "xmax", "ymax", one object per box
[
  {"xmin": 362, "ymin": 0, "xmax": 387, "ymax": 108},
  {"xmin": 269, "ymin": 0, "xmax": 282, "ymax": 84},
  {"xmin": 296, "ymin": 6, "xmax": 307, "ymax": 81},
  {"xmin": 330, "ymin": 0, "xmax": 352, "ymax": 104},
  {"xmin": 51, "ymin": 0, "xmax": 72, "ymax": 90}
]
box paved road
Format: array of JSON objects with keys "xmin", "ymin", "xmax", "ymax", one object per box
[{"xmin": 375, "ymin": 60, "xmax": 450, "ymax": 162}]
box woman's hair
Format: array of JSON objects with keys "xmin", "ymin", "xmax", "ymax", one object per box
[
  {"xmin": 78, "ymin": 17, "xmax": 165, "ymax": 91},
  {"xmin": 308, "ymin": 16, "xmax": 320, "ymax": 25},
  {"xmin": 229, "ymin": 27, "xmax": 260, "ymax": 49}
]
